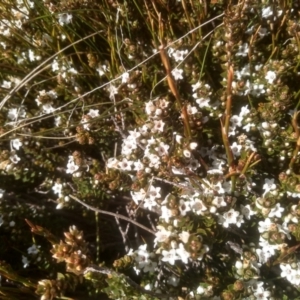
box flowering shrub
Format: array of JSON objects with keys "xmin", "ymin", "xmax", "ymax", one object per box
[{"xmin": 1, "ymin": 0, "xmax": 300, "ymax": 299}]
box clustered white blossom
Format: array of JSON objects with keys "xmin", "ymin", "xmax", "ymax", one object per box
[
  {"xmin": 22, "ymin": 244, "xmax": 41, "ymax": 268},
  {"xmin": 128, "ymin": 244, "xmax": 157, "ymax": 274},
  {"xmin": 100, "ymin": 66, "xmax": 300, "ymax": 297},
  {"xmin": 35, "ymin": 89, "xmax": 58, "ymax": 114}
]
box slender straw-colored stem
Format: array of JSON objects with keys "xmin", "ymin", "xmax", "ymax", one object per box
[{"xmin": 159, "ymin": 45, "xmax": 192, "ymax": 139}]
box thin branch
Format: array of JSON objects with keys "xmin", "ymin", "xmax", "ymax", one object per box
[
  {"xmin": 0, "ymin": 30, "xmax": 104, "ymax": 110},
  {"xmin": 114, "ymin": 212, "xmax": 130, "ymax": 252},
  {"xmin": 69, "ymin": 194, "xmax": 156, "ymax": 235}
]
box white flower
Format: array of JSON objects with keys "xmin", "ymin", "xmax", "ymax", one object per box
[
  {"xmin": 160, "ymin": 205, "xmax": 173, "ymax": 223},
  {"xmin": 161, "ymin": 248, "xmax": 180, "ymax": 265},
  {"xmin": 231, "ymin": 115, "xmax": 243, "ymax": 127},
  {"xmin": 145, "ymin": 101, "xmax": 156, "ymax": 115},
  {"xmin": 189, "ymin": 158, "xmax": 200, "ymax": 170},
  {"xmin": 263, "ymin": 127, "xmax": 272, "ymax": 137},
  {"xmin": 128, "ymin": 129, "xmax": 141, "ymax": 140},
  {"xmin": 196, "ymin": 97, "xmax": 210, "ymax": 108},
  {"xmin": 121, "ymin": 72, "xmax": 130, "ymax": 83},
  {"xmin": 253, "ymin": 287, "xmax": 271, "ymax": 300},
  {"xmin": 11, "ymin": 138, "xmax": 22, "ymax": 150},
  {"xmin": 287, "ymin": 191, "xmax": 300, "ymax": 198},
  {"xmin": 256, "ymin": 248, "xmax": 272, "ymax": 265},
  {"xmin": 168, "ymin": 47, "xmax": 175, "ymax": 56},
  {"xmin": 133, "ymin": 266, "xmax": 141, "ymax": 275},
  {"xmin": 1, "ymin": 80, "xmax": 12, "ymax": 89},
  {"xmin": 52, "ymin": 182, "xmax": 63, "ymax": 196},
  {"xmin": 236, "ymin": 43, "xmax": 249, "ymax": 57},
  {"xmin": 7, "ymin": 107, "xmax": 26, "ymax": 121},
  {"xmin": 55, "ymin": 200, "xmax": 65, "ymax": 210},
  {"xmin": 179, "ymin": 231, "xmax": 190, "ymax": 243},
  {"xmin": 265, "ymin": 71, "xmax": 276, "ymax": 84},
  {"xmin": 133, "ymin": 160, "xmax": 144, "ymax": 171},
  {"xmin": 212, "ymin": 196, "xmax": 227, "ymax": 208},
  {"xmin": 9, "ymin": 220, "xmax": 15, "ymax": 227},
  {"xmin": 143, "ymin": 197, "xmax": 157, "ymax": 210},
  {"xmin": 231, "ymin": 142, "xmax": 242, "ymax": 157},
  {"xmin": 22, "ymin": 255, "xmax": 29, "ymax": 268},
  {"xmin": 172, "ymin": 49, "xmax": 188, "ymax": 62},
  {"xmin": 219, "ymin": 209, "xmax": 240, "ymax": 228},
  {"xmin": 190, "ymin": 199, "xmax": 207, "ymax": 215},
  {"xmin": 108, "ymin": 84, "xmax": 118, "ymax": 99},
  {"xmin": 28, "ymin": 49, "xmax": 41, "ymax": 61},
  {"xmin": 87, "ymin": 109, "xmax": 99, "ymax": 118},
  {"xmin": 183, "ymin": 149, "xmax": 191, "ymax": 158},
  {"xmin": 250, "ymin": 83, "xmax": 266, "ymax": 97},
  {"xmin": 152, "ymin": 119, "xmax": 165, "ymax": 133},
  {"xmin": 189, "ymin": 142, "xmax": 198, "ymax": 150},
  {"xmin": 290, "ymin": 271, "xmax": 300, "ymax": 286},
  {"xmin": 178, "ymin": 199, "xmax": 191, "ymax": 216},
  {"xmin": 148, "ymin": 153, "xmax": 161, "ymax": 169},
  {"xmin": 280, "ymin": 264, "xmax": 295, "ymax": 283},
  {"xmin": 176, "ymin": 243, "xmax": 190, "ymax": 264},
  {"xmin": 155, "ymin": 142, "xmax": 169, "ymax": 156},
  {"xmin": 58, "ymin": 13, "xmax": 73, "ymax": 26},
  {"xmin": 66, "ymin": 157, "xmax": 79, "ymax": 174},
  {"xmin": 118, "ymin": 158, "xmax": 133, "ymax": 171},
  {"xmin": 241, "ymin": 204, "xmax": 256, "ymax": 220},
  {"xmin": 243, "ymin": 123, "xmax": 255, "ymax": 132},
  {"xmin": 175, "ymin": 134, "xmax": 183, "ymax": 144},
  {"xmin": 171, "ymin": 68, "xmax": 183, "ymax": 80},
  {"xmin": 258, "ymin": 218, "xmax": 276, "ymax": 233},
  {"xmin": 159, "ymin": 98, "xmax": 169, "ymax": 109},
  {"xmin": 131, "ymin": 188, "xmax": 147, "ymax": 204},
  {"xmin": 10, "ymin": 153, "xmax": 21, "ymax": 164},
  {"xmin": 122, "ymin": 140, "xmax": 137, "ymax": 155},
  {"xmin": 262, "ymin": 6, "xmax": 273, "ymax": 19},
  {"xmin": 135, "ymin": 244, "xmax": 151, "ymax": 268},
  {"xmin": 192, "ymin": 82, "xmax": 201, "ymax": 91},
  {"xmin": 154, "ymin": 226, "xmax": 172, "ymax": 245},
  {"xmin": 96, "ymin": 65, "xmax": 108, "ymax": 76},
  {"xmin": 268, "ymin": 203, "xmax": 284, "ymax": 218},
  {"xmin": 262, "ymin": 178, "xmax": 276, "ymax": 195},
  {"xmin": 148, "ymin": 186, "xmax": 161, "ymax": 200},
  {"xmin": 213, "ymin": 181, "xmax": 225, "ymax": 195},
  {"xmin": 146, "ymin": 136, "xmax": 156, "ymax": 146},
  {"xmin": 236, "ymin": 215, "xmax": 244, "ymax": 227},
  {"xmin": 55, "ymin": 116, "xmax": 62, "ymax": 127},
  {"xmin": 187, "ymin": 104, "xmax": 198, "ymax": 115},
  {"xmin": 106, "ymin": 157, "xmax": 119, "ymax": 169},
  {"xmin": 196, "ymin": 285, "xmax": 206, "ymax": 295},
  {"xmin": 52, "ymin": 59, "xmax": 59, "ymax": 72},
  {"xmin": 68, "ymin": 67, "xmax": 77, "ymax": 75},
  {"xmin": 228, "ymin": 126, "xmax": 236, "ymax": 137},
  {"xmin": 28, "ymin": 244, "xmax": 40, "ymax": 255},
  {"xmin": 42, "ymin": 103, "xmax": 55, "ymax": 114}
]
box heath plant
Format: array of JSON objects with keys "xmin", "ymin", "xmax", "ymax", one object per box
[{"xmin": 1, "ymin": 0, "xmax": 300, "ymax": 299}]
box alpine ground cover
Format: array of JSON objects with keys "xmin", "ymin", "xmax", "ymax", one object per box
[{"xmin": 1, "ymin": 0, "xmax": 300, "ymax": 299}]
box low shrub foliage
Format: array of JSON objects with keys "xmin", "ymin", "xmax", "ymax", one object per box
[{"xmin": 1, "ymin": 0, "xmax": 300, "ymax": 299}]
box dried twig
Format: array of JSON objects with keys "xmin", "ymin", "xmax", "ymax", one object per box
[{"xmin": 69, "ymin": 194, "xmax": 156, "ymax": 235}]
